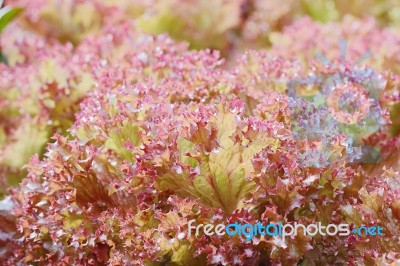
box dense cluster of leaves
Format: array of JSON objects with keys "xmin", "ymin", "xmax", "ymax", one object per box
[{"xmin": 0, "ymin": 0, "xmax": 399, "ymax": 265}]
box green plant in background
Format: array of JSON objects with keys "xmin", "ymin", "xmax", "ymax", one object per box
[
  {"xmin": 0, "ymin": 0, "xmax": 23, "ymax": 64},
  {"xmin": 135, "ymin": 0, "xmax": 242, "ymax": 51},
  {"xmin": 301, "ymin": 0, "xmax": 339, "ymax": 22}
]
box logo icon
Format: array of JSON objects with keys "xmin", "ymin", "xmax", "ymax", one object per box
[{"xmin": 287, "ymin": 40, "xmax": 385, "ymax": 167}]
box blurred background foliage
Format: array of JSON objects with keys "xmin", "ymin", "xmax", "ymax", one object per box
[{"xmin": 5, "ymin": 0, "xmax": 400, "ymax": 51}]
